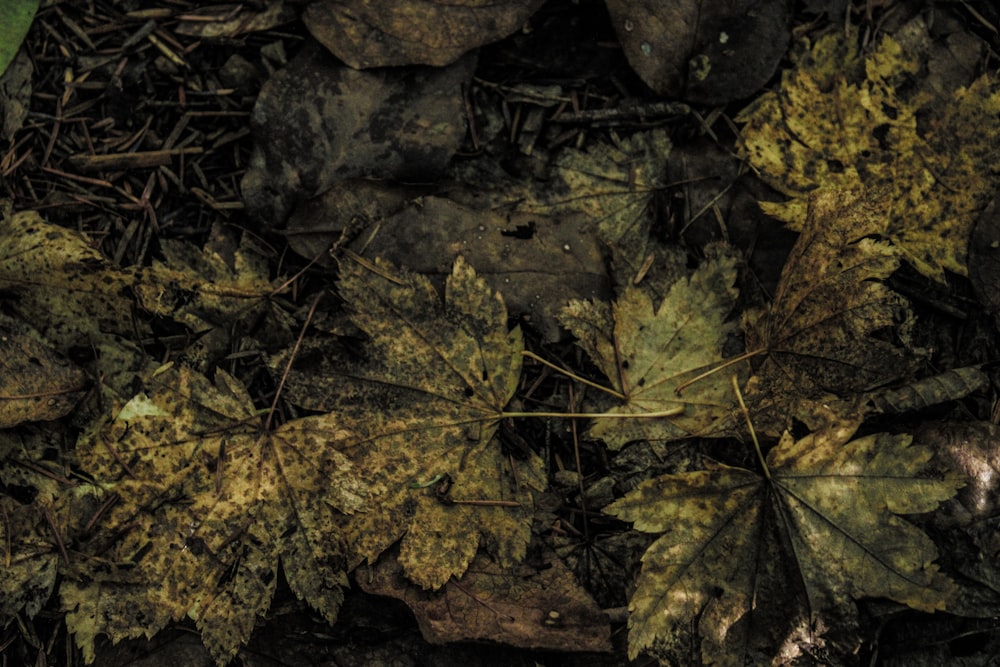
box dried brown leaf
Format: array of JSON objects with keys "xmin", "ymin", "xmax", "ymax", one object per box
[{"xmin": 359, "ymin": 546, "xmax": 611, "ymax": 651}]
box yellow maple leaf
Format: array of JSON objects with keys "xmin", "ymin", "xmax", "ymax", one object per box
[
  {"xmin": 278, "ymin": 255, "xmax": 545, "ymax": 589},
  {"xmin": 737, "ymin": 20, "xmax": 1000, "ymax": 280},
  {"xmin": 65, "ymin": 364, "xmax": 367, "ymax": 665}
]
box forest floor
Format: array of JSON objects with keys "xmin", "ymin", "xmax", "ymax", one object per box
[{"xmin": 4, "ymin": 1, "xmax": 1000, "ymax": 666}]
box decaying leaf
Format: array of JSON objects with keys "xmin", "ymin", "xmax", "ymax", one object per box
[
  {"xmin": 352, "ymin": 195, "xmax": 609, "ymax": 342},
  {"xmin": 241, "ymin": 43, "xmax": 473, "ymax": 225},
  {"xmin": 135, "ymin": 233, "xmax": 284, "ymax": 368},
  {"xmin": 742, "ymin": 187, "xmax": 920, "ymax": 434},
  {"xmin": 279, "ymin": 256, "xmax": 545, "ymax": 589},
  {"xmin": 559, "ymin": 250, "xmax": 745, "ymax": 448},
  {"xmin": 1, "ymin": 47, "xmax": 33, "ymax": 140},
  {"xmin": 737, "ymin": 18, "xmax": 1000, "ymax": 280},
  {"xmin": 514, "ymin": 129, "xmax": 673, "ymax": 284},
  {"xmin": 283, "ymin": 179, "xmax": 418, "ymax": 267},
  {"xmin": 969, "ymin": 194, "xmax": 1000, "ymax": 331},
  {"xmin": 0, "ymin": 210, "xmax": 276, "ymax": 364},
  {"xmin": 0, "ymin": 313, "xmax": 87, "ymax": 427},
  {"xmin": 359, "ymin": 545, "xmax": 612, "ymax": 652},
  {"xmin": 606, "ymin": 422, "xmax": 961, "ymax": 663},
  {"xmin": 174, "ymin": 2, "xmax": 296, "ymax": 38},
  {"xmin": 303, "ymin": 0, "xmax": 544, "ymax": 68},
  {"xmin": 0, "ymin": 497, "xmax": 61, "ymax": 624},
  {"xmin": 0, "ymin": 209, "xmax": 145, "ymax": 350},
  {"xmin": 0, "ymin": 440, "xmax": 102, "ymax": 628},
  {"xmin": 863, "ymin": 366, "xmax": 988, "ymax": 416},
  {"xmin": 67, "ymin": 364, "xmax": 367, "ymax": 665},
  {"xmin": 606, "ymin": 0, "xmax": 791, "ymax": 104}
]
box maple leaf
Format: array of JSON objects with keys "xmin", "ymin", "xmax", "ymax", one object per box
[
  {"xmin": 132, "ymin": 234, "xmax": 285, "ymax": 369},
  {"xmin": 0, "ymin": 210, "xmax": 279, "ymax": 368},
  {"xmin": 359, "ymin": 545, "xmax": 611, "ymax": 652},
  {"xmin": 558, "ymin": 250, "xmax": 746, "ymax": 448},
  {"xmin": 0, "ymin": 209, "xmax": 145, "ymax": 350},
  {"xmin": 135, "ymin": 236, "xmax": 277, "ymax": 334},
  {"xmin": 515, "ymin": 129, "xmax": 673, "ymax": 282},
  {"xmin": 743, "ymin": 187, "xmax": 921, "ymax": 434},
  {"xmin": 278, "ymin": 255, "xmax": 545, "ymax": 589},
  {"xmin": 737, "ymin": 18, "xmax": 1000, "ymax": 280},
  {"xmin": 0, "ymin": 433, "xmax": 103, "ymax": 627},
  {"xmin": 606, "ymin": 422, "xmax": 961, "ymax": 664},
  {"xmin": 0, "ymin": 497, "xmax": 61, "ymax": 624},
  {"xmin": 0, "ymin": 313, "xmax": 87, "ymax": 427},
  {"xmin": 65, "ymin": 364, "xmax": 367, "ymax": 665}
]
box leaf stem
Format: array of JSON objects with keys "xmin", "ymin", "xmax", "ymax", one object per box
[
  {"xmin": 449, "ymin": 499, "xmax": 521, "ymax": 507},
  {"xmin": 521, "ymin": 350, "xmax": 626, "ymax": 400},
  {"xmin": 675, "ymin": 349, "xmax": 763, "ymax": 395},
  {"xmin": 501, "ymin": 407, "xmax": 684, "ymax": 420},
  {"xmin": 731, "ymin": 375, "xmax": 769, "ymax": 480}
]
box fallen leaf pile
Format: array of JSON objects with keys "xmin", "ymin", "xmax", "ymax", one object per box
[{"xmin": 4, "ymin": 5, "xmax": 1000, "ymax": 667}]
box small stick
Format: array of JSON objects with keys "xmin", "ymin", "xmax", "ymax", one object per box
[
  {"xmin": 267, "ymin": 292, "xmax": 324, "ymax": 431},
  {"xmin": 43, "ymin": 507, "xmax": 71, "ymax": 566},
  {"xmin": 521, "ymin": 350, "xmax": 626, "ymax": 400},
  {"xmin": 731, "ymin": 376, "xmax": 768, "ymax": 480},
  {"xmin": 675, "ymin": 350, "xmax": 762, "ymax": 395}
]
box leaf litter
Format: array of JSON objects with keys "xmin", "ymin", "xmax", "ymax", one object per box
[{"xmin": 4, "ymin": 3, "xmax": 1000, "ymax": 666}]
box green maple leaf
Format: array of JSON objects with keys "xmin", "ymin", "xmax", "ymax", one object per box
[
  {"xmin": 65, "ymin": 364, "xmax": 367, "ymax": 665},
  {"xmin": 606, "ymin": 423, "xmax": 961, "ymax": 664},
  {"xmin": 558, "ymin": 251, "xmax": 746, "ymax": 448}
]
